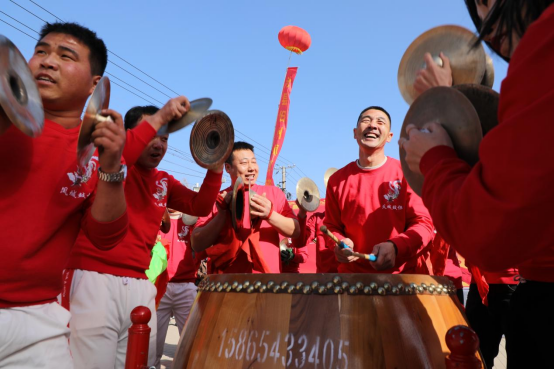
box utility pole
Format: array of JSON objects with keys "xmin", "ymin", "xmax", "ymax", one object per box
[{"xmin": 276, "ymin": 164, "xmax": 295, "ymax": 194}]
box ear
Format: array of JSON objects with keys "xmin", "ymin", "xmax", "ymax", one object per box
[
  {"xmin": 386, "ymin": 131, "xmax": 394, "ymax": 143},
  {"xmin": 88, "ymin": 75, "xmax": 102, "ymax": 95},
  {"xmin": 224, "ymin": 163, "xmax": 231, "ymax": 174},
  {"xmin": 353, "ymin": 127, "xmax": 357, "ymax": 140}
]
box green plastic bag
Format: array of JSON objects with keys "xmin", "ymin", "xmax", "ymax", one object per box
[{"xmin": 145, "ymin": 241, "xmax": 168, "ymax": 284}]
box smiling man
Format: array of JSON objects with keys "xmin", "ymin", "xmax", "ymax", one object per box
[
  {"xmin": 324, "ymin": 106, "xmax": 434, "ymax": 274},
  {"xmin": 66, "ymin": 103, "xmax": 223, "ymax": 368},
  {"xmin": 191, "ymin": 141, "xmax": 300, "ymax": 274}
]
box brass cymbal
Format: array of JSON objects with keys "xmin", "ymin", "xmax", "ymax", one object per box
[
  {"xmin": 189, "ymin": 110, "xmax": 234, "ymax": 170},
  {"xmin": 158, "ymin": 98, "xmax": 212, "ymax": 135},
  {"xmin": 231, "ymin": 177, "xmax": 245, "ymax": 230},
  {"xmin": 398, "ymin": 25, "xmax": 486, "ymax": 104},
  {"xmin": 182, "ymin": 213, "xmax": 198, "ymax": 226},
  {"xmin": 0, "ymin": 35, "xmax": 44, "ymax": 137},
  {"xmin": 452, "ymin": 84, "xmax": 499, "ymax": 136},
  {"xmin": 296, "ymin": 177, "xmax": 320, "ymax": 212},
  {"xmin": 481, "ymin": 53, "xmax": 495, "ymax": 88},
  {"xmin": 323, "ymin": 167, "xmax": 337, "ymax": 189},
  {"xmin": 399, "ymin": 87, "xmax": 482, "ymax": 196},
  {"xmin": 78, "ymin": 76, "xmax": 110, "ymax": 171}
]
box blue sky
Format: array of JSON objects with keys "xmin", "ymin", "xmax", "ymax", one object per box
[{"xmin": 1, "ymin": 0, "xmax": 508, "ymax": 196}]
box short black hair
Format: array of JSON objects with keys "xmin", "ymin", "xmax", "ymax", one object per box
[
  {"xmin": 465, "ymin": 0, "xmax": 554, "ymax": 62},
  {"xmin": 225, "ymin": 141, "xmax": 254, "ymax": 164},
  {"xmin": 38, "ymin": 22, "xmax": 108, "ymax": 76},
  {"xmin": 357, "ymin": 106, "xmax": 391, "ymax": 126},
  {"xmin": 124, "ymin": 105, "xmax": 159, "ymax": 130}
]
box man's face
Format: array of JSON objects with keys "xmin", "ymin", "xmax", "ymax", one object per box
[
  {"xmin": 136, "ymin": 115, "xmax": 168, "ymax": 169},
  {"xmin": 28, "ymin": 32, "xmax": 100, "ymax": 110},
  {"xmin": 353, "ymin": 109, "xmax": 393, "ymax": 152},
  {"xmin": 225, "ymin": 149, "xmax": 258, "ymax": 185}
]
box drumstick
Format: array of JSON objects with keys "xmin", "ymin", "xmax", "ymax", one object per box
[{"xmin": 319, "ymin": 226, "xmax": 377, "ymax": 262}]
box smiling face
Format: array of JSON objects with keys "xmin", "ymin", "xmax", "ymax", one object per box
[
  {"xmin": 28, "ymin": 32, "xmax": 100, "ymax": 111},
  {"xmin": 225, "ymin": 149, "xmax": 259, "ymax": 186},
  {"xmin": 353, "ymin": 109, "xmax": 393, "ymax": 153},
  {"xmin": 475, "ymin": 0, "xmax": 520, "ymax": 58}
]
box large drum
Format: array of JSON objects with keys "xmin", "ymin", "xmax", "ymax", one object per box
[{"xmin": 173, "ymin": 274, "xmax": 478, "ymax": 368}]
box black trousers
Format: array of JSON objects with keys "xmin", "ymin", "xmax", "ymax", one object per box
[
  {"xmin": 466, "ymin": 283, "xmax": 515, "ymax": 368},
  {"xmin": 507, "ymin": 281, "xmax": 554, "ymax": 368}
]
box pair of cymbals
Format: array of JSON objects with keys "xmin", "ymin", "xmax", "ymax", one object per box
[
  {"xmin": 157, "ymin": 98, "xmax": 213, "ymax": 136},
  {"xmin": 398, "ymin": 25, "xmax": 492, "ymax": 105},
  {"xmin": 190, "ymin": 110, "xmax": 234, "ymax": 170},
  {"xmin": 0, "ymin": 35, "xmax": 44, "ymax": 137},
  {"xmin": 78, "ymin": 76, "xmax": 111, "ymax": 171},
  {"xmin": 399, "ymin": 84, "xmax": 499, "ymax": 195},
  {"xmin": 296, "ymin": 177, "xmax": 320, "ymax": 212},
  {"xmin": 231, "ymin": 177, "xmax": 257, "ymax": 230}
]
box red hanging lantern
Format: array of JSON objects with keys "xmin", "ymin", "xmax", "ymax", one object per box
[{"xmin": 278, "ymin": 25, "xmax": 311, "ymax": 54}]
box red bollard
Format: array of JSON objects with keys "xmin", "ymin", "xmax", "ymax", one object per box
[
  {"xmin": 445, "ymin": 325, "xmax": 483, "ymax": 369},
  {"xmin": 125, "ymin": 306, "xmax": 152, "ymax": 369}
]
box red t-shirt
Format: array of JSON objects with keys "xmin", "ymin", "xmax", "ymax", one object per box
[
  {"xmin": 325, "ymin": 159, "xmax": 434, "ymax": 274},
  {"xmin": 0, "ymin": 120, "xmax": 127, "ymax": 308},
  {"xmin": 196, "ymin": 183, "xmax": 296, "ymax": 274},
  {"xmin": 158, "ymin": 216, "xmax": 198, "ymax": 283},
  {"xmin": 68, "ymin": 122, "xmax": 222, "ymax": 279},
  {"xmin": 419, "ymin": 4, "xmax": 554, "ymax": 283}
]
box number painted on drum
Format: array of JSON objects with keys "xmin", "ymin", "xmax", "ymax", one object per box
[{"xmin": 215, "ymin": 328, "xmax": 349, "ymax": 368}]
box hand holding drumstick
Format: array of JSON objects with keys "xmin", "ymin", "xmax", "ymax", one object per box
[{"xmin": 320, "ymin": 226, "xmax": 377, "ymax": 262}]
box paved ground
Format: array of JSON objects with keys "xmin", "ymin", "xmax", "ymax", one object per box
[{"xmin": 159, "ymin": 318, "xmax": 507, "ymax": 368}]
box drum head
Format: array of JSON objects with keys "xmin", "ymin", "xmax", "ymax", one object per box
[
  {"xmin": 0, "ymin": 35, "xmax": 44, "ymax": 137},
  {"xmin": 400, "ymin": 87, "xmax": 482, "ymax": 196}
]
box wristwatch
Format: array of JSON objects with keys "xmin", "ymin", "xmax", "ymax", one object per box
[{"xmin": 98, "ymin": 165, "xmax": 127, "ymax": 182}]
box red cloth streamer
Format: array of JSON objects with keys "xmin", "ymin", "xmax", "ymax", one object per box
[
  {"xmin": 265, "ymin": 67, "xmax": 298, "ymax": 186},
  {"xmin": 468, "ymin": 264, "xmax": 489, "ymax": 306},
  {"xmin": 207, "ymin": 191, "xmax": 271, "ymax": 273}
]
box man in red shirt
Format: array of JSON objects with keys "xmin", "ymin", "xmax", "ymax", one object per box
[
  {"xmin": 154, "ymin": 210, "xmax": 199, "ymax": 369},
  {"xmin": 325, "ymin": 106, "xmax": 434, "ymax": 274},
  {"xmin": 66, "ymin": 104, "xmax": 223, "ymax": 368},
  {"xmin": 192, "ymin": 141, "xmax": 300, "ymax": 274},
  {"xmin": 400, "ymin": 2, "xmax": 554, "ymax": 366},
  {"xmin": 0, "ymin": 22, "xmax": 128, "ymax": 368}
]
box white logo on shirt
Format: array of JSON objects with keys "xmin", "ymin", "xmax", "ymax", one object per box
[
  {"xmin": 178, "ymin": 225, "xmax": 189, "ymax": 241},
  {"xmin": 153, "ymin": 178, "xmax": 168, "ymax": 201},
  {"xmin": 384, "ymin": 179, "xmax": 401, "ymax": 202},
  {"xmin": 67, "ymin": 157, "xmax": 97, "ymax": 186}
]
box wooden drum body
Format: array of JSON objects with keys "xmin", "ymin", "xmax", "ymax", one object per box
[{"xmin": 174, "ymin": 274, "xmax": 476, "ymax": 369}]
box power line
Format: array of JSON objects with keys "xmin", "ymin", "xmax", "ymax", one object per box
[
  {"xmin": 105, "ymin": 72, "xmax": 164, "ymax": 105},
  {"xmin": 22, "ymin": 0, "xmax": 181, "ymax": 97},
  {"xmin": 28, "ymin": 0, "xmax": 63, "ymax": 21},
  {"xmin": 0, "ymin": 10, "xmax": 39, "ymax": 34},
  {"xmin": 9, "ymin": 0, "xmax": 48, "ymax": 23},
  {"xmin": 158, "ymin": 168, "xmax": 206, "ymax": 179},
  {"xmin": 0, "ymin": 17, "xmax": 38, "ymax": 40}
]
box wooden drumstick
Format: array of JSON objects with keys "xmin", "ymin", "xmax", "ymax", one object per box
[{"xmin": 319, "ymin": 226, "xmax": 377, "ymax": 262}]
